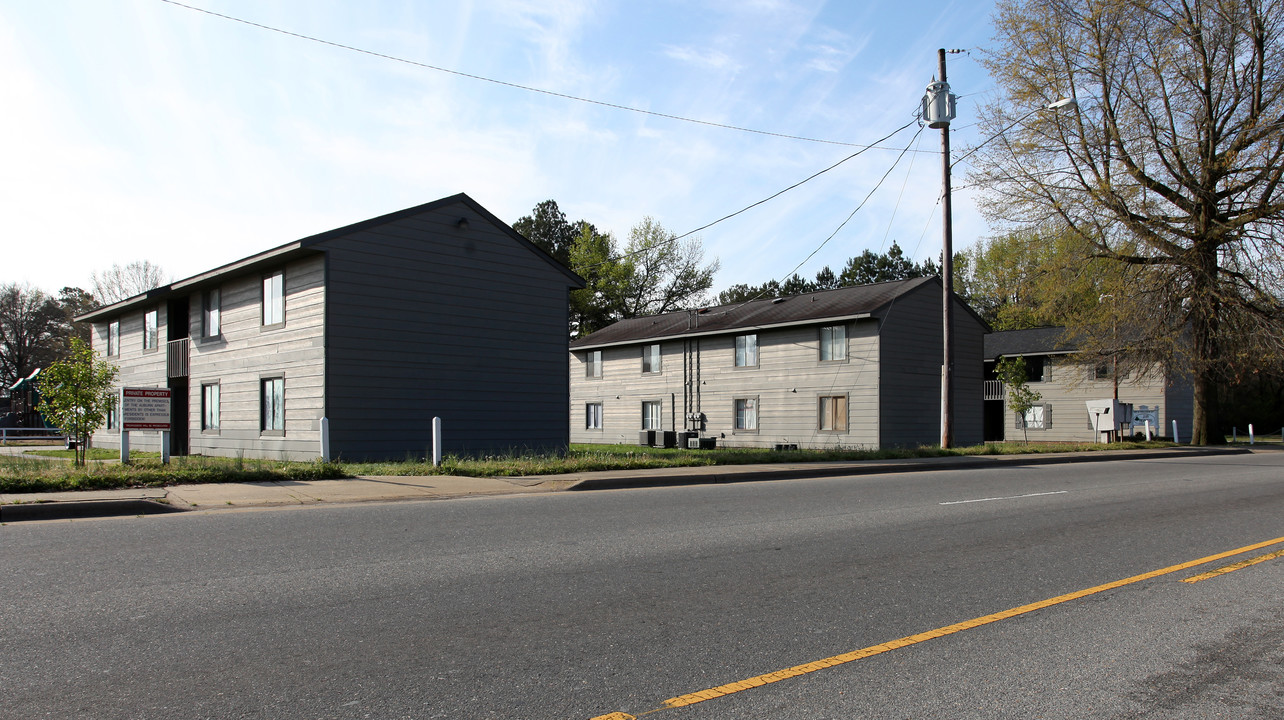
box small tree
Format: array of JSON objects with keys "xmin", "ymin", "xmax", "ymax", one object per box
[
  {"xmin": 35, "ymin": 338, "xmax": 118, "ymax": 465},
  {"xmin": 996, "ymin": 356, "xmax": 1042, "ymax": 444}
]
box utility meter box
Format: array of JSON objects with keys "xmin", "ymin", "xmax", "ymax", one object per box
[{"xmin": 1086, "ymin": 400, "xmax": 1134, "ymax": 441}]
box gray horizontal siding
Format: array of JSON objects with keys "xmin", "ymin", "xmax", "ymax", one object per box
[{"xmin": 570, "ymin": 322, "xmax": 881, "ymax": 449}]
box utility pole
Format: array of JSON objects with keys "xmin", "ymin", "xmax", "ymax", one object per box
[{"xmin": 923, "ymin": 48, "xmax": 958, "ymax": 448}]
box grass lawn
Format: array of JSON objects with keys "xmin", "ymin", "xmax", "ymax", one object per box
[{"xmin": 0, "ymin": 440, "xmax": 1183, "ymax": 495}]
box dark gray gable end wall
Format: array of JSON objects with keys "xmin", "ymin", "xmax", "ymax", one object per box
[
  {"xmin": 877, "ymin": 281, "xmax": 986, "ymax": 447},
  {"xmin": 320, "ymin": 196, "xmax": 581, "ymax": 460}
]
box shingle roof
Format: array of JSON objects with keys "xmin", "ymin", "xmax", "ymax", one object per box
[
  {"xmin": 983, "ymin": 327, "xmax": 1076, "ymax": 360},
  {"xmin": 571, "ymin": 276, "xmax": 940, "ymax": 349}
]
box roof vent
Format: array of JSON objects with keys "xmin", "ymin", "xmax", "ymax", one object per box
[{"xmin": 771, "ymin": 297, "xmax": 787, "ymax": 304}]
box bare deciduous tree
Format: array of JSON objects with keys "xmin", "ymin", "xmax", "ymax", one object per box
[
  {"xmin": 975, "ymin": 0, "xmax": 1284, "ymax": 444},
  {"xmin": 91, "ymin": 260, "xmax": 170, "ymax": 305}
]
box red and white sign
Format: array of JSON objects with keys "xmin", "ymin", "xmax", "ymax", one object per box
[{"xmin": 121, "ymin": 387, "xmax": 172, "ymax": 431}]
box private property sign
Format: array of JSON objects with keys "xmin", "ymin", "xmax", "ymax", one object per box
[{"xmin": 121, "ymin": 387, "xmax": 172, "ymax": 431}]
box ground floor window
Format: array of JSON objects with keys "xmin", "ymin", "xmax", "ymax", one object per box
[
  {"xmin": 642, "ymin": 401, "xmax": 662, "ymax": 430},
  {"xmin": 734, "ymin": 397, "xmax": 758, "ymax": 432},
  {"xmin": 202, "ymin": 383, "xmax": 220, "ymax": 432},
  {"xmin": 586, "ymin": 402, "xmax": 603, "ymax": 430},
  {"xmin": 1019, "ymin": 403, "xmax": 1052, "ymax": 430},
  {"xmin": 818, "ymin": 395, "xmax": 848, "ymax": 431},
  {"xmin": 261, "ymin": 376, "xmax": 284, "ymax": 434}
]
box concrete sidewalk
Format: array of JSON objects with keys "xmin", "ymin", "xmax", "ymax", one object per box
[{"xmin": 0, "ymin": 445, "xmax": 1262, "ymax": 522}]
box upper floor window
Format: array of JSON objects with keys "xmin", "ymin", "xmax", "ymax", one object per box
[
  {"xmin": 262, "ymin": 271, "xmax": 285, "ymax": 327},
  {"xmin": 586, "ymin": 350, "xmax": 602, "ymax": 378},
  {"xmin": 143, "ymin": 309, "xmax": 159, "ymax": 351},
  {"xmin": 641, "ymin": 344, "xmax": 661, "ymax": 374},
  {"xmin": 107, "ymin": 320, "xmax": 119, "ymax": 357},
  {"xmin": 202, "ymin": 288, "xmax": 221, "ymax": 338},
  {"xmin": 735, "ymin": 334, "xmax": 758, "ymax": 367},
  {"xmin": 819, "ymin": 325, "xmax": 846, "ymax": 362},
  {"xmin": 1025, "ymin": 356, "xmax": 1048, "ymax": 383}
]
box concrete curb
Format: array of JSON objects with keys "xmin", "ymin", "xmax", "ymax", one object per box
[{"xmin": 560, "ymin": 447, "xmax": 1253, "ymax": 491}]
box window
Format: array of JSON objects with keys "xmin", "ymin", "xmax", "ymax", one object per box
[
  {"xmin": 734, "ymin": 397, "xmax": 758, "ymax": 432},
  {"xmin": 107, "ymin": 320, "xmax": 119, "ymax": 357},
  {"xmin": 261, "ymin": 377, "xmax": 285, "ymax": 434},
  {"xmin": 641, "ymin": 344, "xmax": 661, "ymax": 373},
  {"xmin": 106, "ymin": 397, "xmax": 118, "ymax": 430},
  {"xmin": 642, "ymin": 401, "xmax": 662, "ymax": 430},
  {"xmin": 1025, "ymin": 356, "xmax": 1048, "ymax": 382},
  {"xmin": 735, "ymin": 334, "xmax": 758, "ymax": 367},
  {"xmin": 586, "ymin": 403, "xmax": 603, "ymax": 430},
  {"xmin": 262, "ymin": 271, "xmax": 285, "ymax": 326},
  {"xmin": 1018, "ymin": 404, "xmax": 1052, "ymax": 430},
  {"xmin": 818, "ymin": 395, "xmax": 848, "ymax": 431},
  {"xmin": 820, "ymin": 325, "xmax": 846, "ymax": 362},
  {"xmin": 203, "ymin": 288, "xmax": 221, "ymax": 338},
  {"xmin": 143, "ymin": 309, "xmax": 159, "ymax": 351},
  {"xmin": 586, "ymin": 350, "xmax": 602, "ymax": 378},
  {"xmin": 202, "ymin": 383, "xmax": 220, "ymax": 431},
  {"xmin": 1094, "ymin": 363, "xmax": 1109, "ymax": 380}
]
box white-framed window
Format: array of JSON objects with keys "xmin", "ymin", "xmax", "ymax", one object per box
[
  {"xmin": 262, "ymin": 271, "xmax": 285, "ymax": 327},
  {"xmin": 585, "ymin": 350, "xmax": 602, "ymax": 378},
  {"xmin": 818, "ymin": 395, "xmax": 848, "ymax": 432},
  {"xmin": 641, "ymin": 344, "xmax": 661, "ymax": 374},
  {"xmin": 143, "ymin": 309, "xmax": 159, "ymax": 351},
  {"xmin": 106, "ymin": 397, "xmax": 118, "ymax": 430},
  {"xmin": 202, "ymin": 382, "xmax": 220, "ymax": 432},
  {"xmin": 735, "ymin": 334, "xmax": 758, "ymax": 367},
  {"xmin": 734, "ymin": 397, "xmax": 758, "ymax": 432},
  {"xmin": 203, "ymin": 288, "xmax": 221, "ymax": 338},
  {"xmin": 1018, "ymin": 404, "xmax": 1053, "ymax": 430},
  {"xmin": 586, "ymin": 402, "xmax": 603, "ymax": 430},
  {"xmin": 261, "ymin": 376, "xmax": 285, "ymax": 434},
  {"xmin": 107, "ymin": 320, "xmax": 119, "ymax": 357},
  {"xmin": 819, "ymin": 325, "xmax": 846, "ymax": 362},
  {"xmin": 642, "ymin": 401, "xmax": 662, "ymax": 430}
]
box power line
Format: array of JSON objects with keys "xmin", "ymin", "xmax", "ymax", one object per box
[
  {"xmin": 159, "ymin": 0, "xmax": 919, "ymax": 151},
  {"xmin": 583, "ymin": 117, "xmax": 920, "ymax": 273}
]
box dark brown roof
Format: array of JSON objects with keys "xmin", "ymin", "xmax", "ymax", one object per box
[{"xmin": 571, "ymin": 276, "xmax": 940, "ymax": 349}]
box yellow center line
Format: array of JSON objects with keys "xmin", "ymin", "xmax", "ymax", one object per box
[
  {"xmin": 1182, "ymin": 546, "xmax": 1284, "ymax": 583},
  {"xmin": 588, "ymin": 535, "xmax": 1284, "ymax": 720}
]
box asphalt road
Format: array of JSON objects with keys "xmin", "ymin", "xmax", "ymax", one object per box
[{"xmin": 3, "ymin": 452, "xmax": 1283, "ymax": 719}]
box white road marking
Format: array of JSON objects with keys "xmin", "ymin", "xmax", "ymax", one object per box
[{"xmin": 939, "ymin": 490, "xmax": 1068, "ymax": 506}]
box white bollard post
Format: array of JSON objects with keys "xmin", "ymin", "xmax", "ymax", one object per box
[
  {"xmin": 319, "ymin": 417, "xmax": 330, "ymax": 461},
  {"xmin": 1233, "ymin": 427, "xmax": 1238, "ymax": 443},
  {"xmin": 1145, "ymin": 420, "xmax": 1152, "ymax": 441},
  {"xmin": 1172, "ymin": 420, "xmax": 1180, "ymax": 445},
  {"xmin": 1249, "ymin": 424, "xmax": 1255, "ymax": 445},
  {"xmin": 432, "ymin": 416, "xmax": 442, "ymax": 467},
  {"xmin": 121, "ymin": 430, "xmax": 131, "ymax": 464}
]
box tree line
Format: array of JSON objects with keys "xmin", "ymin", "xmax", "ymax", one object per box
[{"xmin": 0, "ymin": 261, "xmax": 168, "ymax": 391}]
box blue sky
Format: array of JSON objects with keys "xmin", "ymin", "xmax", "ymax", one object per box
[{"xmin": 2, "ymin": 0, "xmax": 1000, "ymax": 298}]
